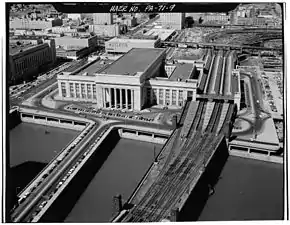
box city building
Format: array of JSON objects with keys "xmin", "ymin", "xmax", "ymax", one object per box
[
  {"xmin": 105, "ymin": 37, "xmax": 161, "ymax": 54},
  {"xmin": 93, "ymin": 13, "xmax": 113, "ymax": 25},
  {"xmin": 134, "ymin": 28, "xmax": 176, "ymax": 41},
  {"xmin": 89, "ymin": 24, "xmax": 121, "ymax": 37},
  {"xmin": 47, "ymin": 26, "xmax": 77, "ymax": 34},
  {"xmin": 56, "ymin": 48, "xmax": 199, "ymax": 111},
  {"xmin": 201, "ymin": 13, "xmax": 230, "ymax": 24},
  {"xmin": 54, "ymin": 35, "xmax": 98, "ymax": 51},
  {"xmin": 67, "ymin": 13, "xmax": 82, "ymax": 21},
  {"xmin": 10, "ymin": 17, "xmax": 63, "ymax": 30},
  {"xmin": 56, "ymin": 46, "xmax": 90, "ymax": 60},
  {"xmin": 8, "ymin": 39, "xmax": 56, "ymax": 84},
  {"xmin": 159, "ymin": 13, "xmax": 185, "ymax": 30},
  {"xmin": 115, "ymin": 16, "xmax": 137, "ymax": 27}
]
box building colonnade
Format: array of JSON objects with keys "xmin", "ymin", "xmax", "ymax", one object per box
[{"xmin": 58, "ymin": 81, "xmax": 135, "ymax": 110}]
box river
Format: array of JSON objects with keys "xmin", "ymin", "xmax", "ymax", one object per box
[
  {"xmin": 65, "ymin": 138, "xmax": 162, "ymax": 222},
  {"xmin": 198, "ymin": 156, "xmax": 284, "ymax": 220},
  {"xmin": 9, "ymin": 122, "xmax": 79, "ymax": 192}
]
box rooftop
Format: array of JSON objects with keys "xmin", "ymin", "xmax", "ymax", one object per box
[
  {"xmin": 9, "ymin": 43, "xmax": 36, "ymax": 55},
  {"xmin": 137, "ymin": 28, "xmax": 175, "ymax": 41},
  {"xmin": 73, "ymin": 59, "xmax": 114, "ymax": 76},
  {"xmin": 169, "ymin": 63, "xmax": 195, "ymax": 81},
  {"xmin": 99, "ymin": 48, "xmax": 165, "ymax": 76}
]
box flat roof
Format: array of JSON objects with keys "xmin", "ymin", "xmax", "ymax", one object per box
[
  {"xmin": 169, "ymin": 63, "xmax": 194, "ymax": 81},
  {"xmin": 106, "ymin": 37, "xmax": 157, "ymax": 43},
  {"xmin": 74, "ymin": 59, "xmax": 114, "ymax": 76},
  {"xmin": 143, "ymin": 28, "xmax": 175, "ymax": 41},
  {"xmin": 99, "ymin": 48, "xmax": 165, "ymax": 76},
  {"xmin": 9, "ymin": 44, "xmax": 36, "ymax": 55}
]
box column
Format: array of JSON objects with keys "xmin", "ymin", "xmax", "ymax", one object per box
[
  {"xmin": 109, "ymin": 88, "xmax": 112, "ymax": 108},
  {"xmin": 150, "ymin": 88, "xmax": 153, "ymax": 105},
  {"xmin": 163, "ymin": 88, "xmax": 166, "ymax": 105},
  {"xmin": 120, "ymin": 89, "xmax": 123, "ymax": 109},
  {"xmin": 58, "ymin": 82, "xmax": 62, "ymax": 97},
  {"xmin": 177, "ymin": 89, "xmax": 179, "ymax": 106},
  {"xmin": 114, "ymin": 88, "xmax": 117, "ymax": 109},
  {"xmin": 157, "ymin": 89, "xmax": 160, "ymax": 105},
  {"xmin": 125, "ymin": 89, "xmax": 128, "ymax": 109},
  {"xmin": 73, "ymin": 82, "xmax": 76, "ymax": 98},
  {"xmin": 74, "ymin": 83, "xmax": 77, "ymax": 99},
  {"xmin": 170, "ymin": 89, "xmax": 173, "ymax": 105},
  {"xmin": 85, "ymin": 83, "xmax": 88, "ymax": 100},
  {"xmin": 66, "ymin": 82, "xmax": 70, "ymax": 98},
  {"xmin": 91, "ymin": 84, "xmax": 94, "ymax": 100},
  {"xmin": 131, "ymin": 89, "xmax": 134, "ymax": 110},
  {"xmin": 102, "ymin": 88, "xmax": 105, "ymax": 108}
]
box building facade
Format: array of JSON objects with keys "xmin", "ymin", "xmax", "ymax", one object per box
[
  {"xmin": 89, "ymin": 24, "xmax": 121, "ymax": 37},
  {"xmin": 54, "ymin": 35, "xmax": 98, "ymax": 50},
  {"xmin": 10, "ymin": 17, "xmax": 63, "ymax": 30},
  {"xmin": 9, "ymin": 39, "xmax": 56, "ymax": 84},
  {"xmin": 159, "ymin": 13, "xmax": 185, "ymax": 30},
  {"xmin": 56, "ymin": 48, "xmax": 198, "ymax": 111},
  {"xmin": 93, "ymin": 13, "xmax": 113, "ymax": 25},
  {"xmin": 105, "ymin": 37, "xmax": 161, "ymax": 53}
]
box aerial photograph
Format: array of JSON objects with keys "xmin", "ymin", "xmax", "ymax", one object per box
[{"xmin": 5, "ymin": 2, "xmax": 285, "ymax": 222}]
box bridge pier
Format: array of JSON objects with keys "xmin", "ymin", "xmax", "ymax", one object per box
[
  {"xmin": 112, "ymin": 194, "xmax": 123, "ymax": 218},
  {"xmin": 170, "ymin": 207, "xmax": 179, "ymax": 222}
]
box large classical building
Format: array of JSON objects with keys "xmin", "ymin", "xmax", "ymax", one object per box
[{"xmin": 57, "ymin": 48, "xmax": 199, "ymax": 111}]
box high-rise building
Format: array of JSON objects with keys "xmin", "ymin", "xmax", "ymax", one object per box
[
  {"xmin": 159, "ymin": 13, "xmax": 185, "ymax": 30},
  {"xmin": 93, "ymin": 13, "xmax": 113, "ymax": 25}
]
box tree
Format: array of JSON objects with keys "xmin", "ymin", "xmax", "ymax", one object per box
[
  {"xmin": 198, "ymin": 17, "xmax": 203, "ymax": 24},
  {"xmin": 185, "ymin": 16, "xmax": 194, "ymax": 28}
]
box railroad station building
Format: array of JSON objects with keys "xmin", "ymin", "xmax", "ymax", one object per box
[{"xmin": 56, "ymin": 48, "xmax": 199, "ymax": 111}]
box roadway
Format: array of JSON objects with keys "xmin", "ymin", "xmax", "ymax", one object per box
[{"xmin": 232, "ymin": 70, "xmax": 270, "ymax": 136}]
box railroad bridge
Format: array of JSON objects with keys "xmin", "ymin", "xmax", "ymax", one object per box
[{"xmin": 120, "ymin": 100, "xmax": 237, "ymax": 222}]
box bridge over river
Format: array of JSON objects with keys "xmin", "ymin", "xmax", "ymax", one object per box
[{"xmin": 119, "ymin": 100, "xmax": 236, "ymax": 222}]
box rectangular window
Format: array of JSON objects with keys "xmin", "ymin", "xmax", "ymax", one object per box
[
  {"xmin": 172, "ymin": 90, "xmax": 176, "ymax": 105},
  {"xmin": 69, "ymin": 83, "xmax": 74, "ymax": 98},
  {"xmin": 178, "ymin": 90, "xmax": 183, "ymax": 99},
  {"xmin": 153, "ymin": 89, "xmax": 157, "ymax": 100},
  {"xmin": 61, "ymin": 82, "xmax": 67, "ymax": 97},
  {"xmin": 165, "ymin": 89, "xmax": 170, "ymax": 100},
  {"xmin": 75, "ymin": 83, "xmax": 80, "ymax": 98},
  {"xmin": 87, "ymin": 84, "xmax": 92, "ymax": 99},
  {"xmin": 92, "ymin": 84, "xmax": 97, "ymax": 99},
  {"xmin": 81, "ymin": 84, "xmax": 86, "ymax": 98}
]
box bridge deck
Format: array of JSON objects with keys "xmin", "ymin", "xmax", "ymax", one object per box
[
  {"xmin": 180, "ymin": 101, "xmax": 199, "ymax": 138},
  {"xmin": 215, "ymin": 103, "xmax": 230, "ymax": 134},
  {"xmin": 201, "ymin": 102, "xmax": 215, "ymax": 132}
]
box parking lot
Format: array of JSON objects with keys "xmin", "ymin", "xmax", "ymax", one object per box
[
  {"xmin": 64, "ymin": 105, "xmax": 157, "ymax": 123},
  {"xmin": 261, "ymin": 71, "xmax": 283, "ymax": 115}
]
